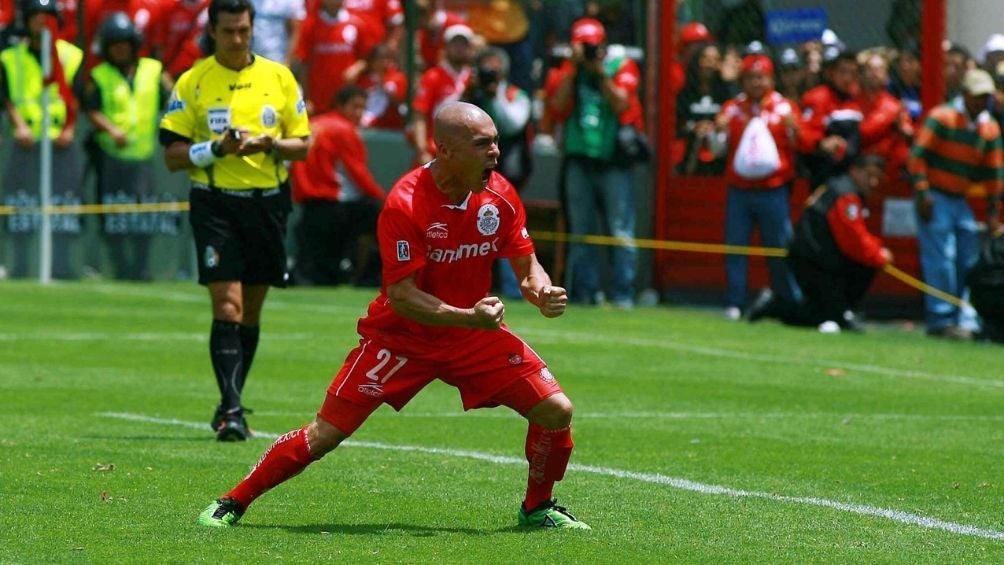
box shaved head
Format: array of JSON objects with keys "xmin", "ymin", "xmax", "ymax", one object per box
[{"xmin": 433, "ymin": 102, "xmax": 492, "ymax": 151}]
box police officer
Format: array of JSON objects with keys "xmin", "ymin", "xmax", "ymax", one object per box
[
  {"xmin": 83, "ymin": 11, "xmax": 172, "ymax": 281},
  {"xmin": 1, "ymin": 0, "xmax": 84, "ymax": 278},
  {"xmin": 159, "ymin": 0, "xmax": 311, "ymax": 441}
]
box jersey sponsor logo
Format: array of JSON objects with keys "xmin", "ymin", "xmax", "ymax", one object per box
[
  {"xmin": 539, "ymin": 367, "xmax": 555, "ymax": 384},
  {"xmin": 476, "ymin": 203, "xmax": 500, "ymax": 236},
  {"xmin": 426, "ymin": 222, "xmax": 449, "ymax": 239},
  {"xmin": 845, "ymin": 203, "xmax": 859, "ymax": 220},
  {"xmin": 166, "ymin": 93, "xmax": 185, "ymax": 113},
  {"xmin": 356, "ymin": 383, "xmax": 384, "ymax": 398},
  {"xmin": 427, "ymin": 238, "xmax": 499, "ymax": 263},
  {"xmin": 229, "ymin": 82, "xmax": 252, "ymax": 91},
  {"xmin": 207, "ymin": 107, "xmax": 231, "ymax": 134},
  {"xmin": 204, "ymin": 245, "xmax": 219, "ymax": 268},
  {"xmin": 261, "ymin": 105, "xmax": 277, "ymax": 128},
  {"xmin": 396, "ymin": 240, "xmax": 411, "ymax": 261}
]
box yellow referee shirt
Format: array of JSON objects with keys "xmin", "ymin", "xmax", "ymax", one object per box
[{"xmin": 160, "ymin": 55, "xmax": 310, "ymax": 190}]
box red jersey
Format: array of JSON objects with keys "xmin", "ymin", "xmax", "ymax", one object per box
[
  {"xmin": 827, "ymin": 191, "xmax": 886, "ymax": 267},
  {"xmin": 148, "ymin": 0, "xmax": 207, "ymax": 78},
  {"xmin": 294, "ymin": 8, "xmax": 376, "ymax": 114},
  {"xmin": 411, "ymin": 62, "xmax": 471, "ymax": 154},
  {"xmin": 291, "ymin": 109, "xmax": 384, "ymax": 203},
  {"xmin": 719, "ymin": 90, "xmax": 804, "ymax": 189},
  {"xmin": 357, "ymin": 64, "xmax": 407, "ymax": 129},
  {"xmin": 358, "ymin": 164, "xmax": 535, "ymax": 347},
  {"xmin": 856, "ymin": 89, "xmax": 913, "ymax": 186},
  {"xmin": 345, "ymin": 0, "xmax": 402, "ymax": 44},
  {"xmin": 417, "ymin": 9, "xmax": 467, "ymax": 68}
]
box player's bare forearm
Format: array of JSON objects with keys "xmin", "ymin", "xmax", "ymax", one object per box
[
  {"xmin": 387, "ymin": 274, "xmax": 504, "ymax": 329},
  {"xmin": 512, "ymin": 254, "xmax": 566, "ymax": 318}
]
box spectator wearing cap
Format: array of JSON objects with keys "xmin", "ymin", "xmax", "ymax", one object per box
[
  {"xmin": 856, "ymin": 50, "xmax": 914, "ymax": 189},
  {"xmin": 978, "ymin": 33, "xmax": 1004, "ymax": 74},
  {"xmin": 908, "ymin": 69, "xmax": 1004, "ymax": 340},
  {"xmin": 408, "ymin": 22, "xmax": 475, "ymax": 165},
  {"xmin": 414, "ymin": 0, "xmax": 467, "ymax": 70},
  {"xmin": 776, "ymin": 46, "xmax": 806, "ymax": 101},
  {"xmin": 292, "ymin": 0, "xmax": 378, "ymax": 115},
  {"xmin": 800, "ymin": 45, "xmax": 863, "ymax": 189},
  {"xmin": 545, "ymin": 17, "xmax": 644, "ymax": 308},
  {"xmin": 711, "ymin": 54, "xmax": 805, "ymax": 321}
]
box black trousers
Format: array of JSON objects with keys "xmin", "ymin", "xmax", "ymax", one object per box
[{"xmin": 784, "ymin": 254, "xmax": 877, "ymax": 327}]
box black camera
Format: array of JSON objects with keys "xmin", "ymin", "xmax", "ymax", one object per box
[
  {"xmin": 477, "ymin": 66, "xmax": 501, "ymax": 86},
  {"xmin": 583, "ymin": 43, "xmax": 599, "ymax": 61}
]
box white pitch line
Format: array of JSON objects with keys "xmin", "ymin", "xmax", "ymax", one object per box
[
  {"xmin": 99, "ymin": 411, "xmax": 1004, "ymax": 542},
  {"xmin": 520, "ymin": 327, "xmax": 1004, "ymax": 389}
]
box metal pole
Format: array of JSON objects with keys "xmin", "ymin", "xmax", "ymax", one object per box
[{"xmin": 38, "ymin": 26, "xmax": 52, "ymax": 284}]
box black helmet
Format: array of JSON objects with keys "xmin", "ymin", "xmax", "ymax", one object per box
[{"xmin": 99, "ymin": 11, "xmax": 142, "ymax": 57}]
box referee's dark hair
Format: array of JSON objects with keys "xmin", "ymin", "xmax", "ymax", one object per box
[{"xmin": 209, "ymin": 0, "xmax": 255, "ymax": 27}]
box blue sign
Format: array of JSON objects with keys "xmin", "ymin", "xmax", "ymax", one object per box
[{"xmin": 765, "ymin": 8, "xmax": 828, "ymax": 45}]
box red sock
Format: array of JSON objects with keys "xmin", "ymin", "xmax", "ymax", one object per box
[
  {"xmin": 225, "ymin": 425, "xmax": 320, "ymax": 509},
  {"xmin": 523, "ymin": 424, "xmax": 574, "ymax": 510}
]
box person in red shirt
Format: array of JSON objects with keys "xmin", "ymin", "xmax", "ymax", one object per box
[
  {"xmin": 292, "ymin": 0, "xmax": 376, "ymax": 115},
  {"xmin": 409, "ymin": 22, "xmax": 473, "ymax": 164},
  {"xmin": 290, "ymin": 85, "xmax": 385, "ymax": 286},
  {"xmin": 800, "ymin": 46, "xmax": 863, "ymax": 188},
  {"xmin": 146, "ymin": 0, "xmax": 208, "ymax": 81},
  {"xmin": 345, "ymin": 0, "xmax": 401, "ymax": 51},
  {"xmin": 712, "ymin": 54, "xmax": 806, "ymax": 322},
  {"xmin": 856, "ymin": 50, "xmax": 913, "ymax": 188},
  {"xmin": 783, "ymin": 154, "xmax": 893, "ymax": 332},
  {"xmin": 197, "ymin": 101, "xmax": 591, "ymax": 531},
  {"xmin": 414, "ymin": 0, "xmax": 466, "ymax": 69},
  {"xmin": 355, "ymin": 42, "xmax": 407, "ymax": 129}
]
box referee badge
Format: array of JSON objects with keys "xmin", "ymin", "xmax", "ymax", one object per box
[
  {"xmin": 476, "ymin": 203, "xmax": 500, "ymax": 236},
  {"xmin": 261, "ymin": 105, "xmax": 277, "ymax": 128},
  {"xmin": 204, "ymin": 245, "xmax": 219, "ymax": 268}
]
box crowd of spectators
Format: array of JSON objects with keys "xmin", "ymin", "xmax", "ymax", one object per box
[{"xmin": 2, "ymin": 0, "xmax": 1004, "ymax": 340}]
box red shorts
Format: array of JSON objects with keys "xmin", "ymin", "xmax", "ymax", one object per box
[{"xmin": 317, "ymin": 327, "xmax": 563, "ymax": 435}]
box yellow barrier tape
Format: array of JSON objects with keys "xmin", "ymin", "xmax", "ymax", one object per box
[
  {"xmin": 0, "ymin": 201, "xmax": 190, "ymax": 215},
  {"xmin": 0, "ymin": 202, "xmax": 967, "ymax": 307},
  {"xmin": 881, "ymin": 264, "xmax": 968, "ymax": 308}
]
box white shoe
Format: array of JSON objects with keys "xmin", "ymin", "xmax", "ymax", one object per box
[
  {"xmin": 724, "ymin": 306, "xmax": 741, "ymax": 321},
  {"xmin": 818, "ymin": 320, "xmax": 841, "ymax": 334}
]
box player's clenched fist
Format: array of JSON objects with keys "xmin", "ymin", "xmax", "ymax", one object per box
[
  {"xmin": 537, "ymin": 285, "xmax": 567, "ymax": 318},
  {"xmin": 472, "ymin": 296, "xmax": 505, "ymax": 329}
]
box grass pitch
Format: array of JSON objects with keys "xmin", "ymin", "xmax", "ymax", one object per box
[{"xmin": 1, "ymin": 281, "xmax": 1003, "ymax": 563}]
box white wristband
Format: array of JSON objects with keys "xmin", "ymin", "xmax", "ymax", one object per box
[{"xmin": 189, "ymin": 141, "xmax": 217, "ymax": 168}]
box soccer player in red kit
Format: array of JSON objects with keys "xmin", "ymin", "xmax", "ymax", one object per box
[{"xmin": 197, "ymin": 101, "xmax": 591, "ymax": 530}]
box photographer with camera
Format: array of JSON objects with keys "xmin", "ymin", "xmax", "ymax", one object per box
[
  {"xmin": 462, "ymin": 46, "xmax": 533, "ymax": 298},
  {"xmin": 545, "ymin": 17, "xmax": 644, "ymax": 308}
]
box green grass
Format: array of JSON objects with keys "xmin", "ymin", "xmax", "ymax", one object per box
[{"xmin": 1, "ymin": 280, "xmax": 1003, "ymax": 563}]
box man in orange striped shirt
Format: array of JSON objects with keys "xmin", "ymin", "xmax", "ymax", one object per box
[{"xmin": 908, "ymin": 69, "xmax": 1004, "ymax": 339}]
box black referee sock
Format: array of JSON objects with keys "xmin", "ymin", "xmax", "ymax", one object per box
[
  {"xmin": 238, "ymin": 325, "xmax": 260, "ymax": 395},
  {"xmin": 210, "ymin": 320, "xmax": 243, "ymax": 412}
]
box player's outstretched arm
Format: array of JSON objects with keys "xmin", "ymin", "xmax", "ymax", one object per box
[
  {"xmin": 510, "ymin": 254, "xmax": 567, "ymax": 318},
  {"xmin": 387, "ymin": 272, "xmax": 504, "ymax": 329}
]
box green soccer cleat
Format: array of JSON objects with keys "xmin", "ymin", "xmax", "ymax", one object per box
[
  {"xmin": 197, "ymin": 498, "xmax": 244, "ymax": 528},
  {"xmin": 518, "ymin": 499, "xmax": 591, "ymax": 530}
]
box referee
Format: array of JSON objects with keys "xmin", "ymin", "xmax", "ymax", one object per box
[{"xmin": 159, "ymin": 0, "xmax": 311, "ymax": 441}]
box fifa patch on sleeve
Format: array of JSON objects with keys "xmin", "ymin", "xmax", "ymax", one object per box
[
  {"xmin": 396, "ymin": 240, "xmax": 411, "ymax": 261},
  {"xmin": 166, "ymin": 93, "xmax": 185, "ymax": 113}
]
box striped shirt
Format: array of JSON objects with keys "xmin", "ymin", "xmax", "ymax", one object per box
[{"xmin": 908, "ymin": 99, "xmax": 1004, "ymax": 198}]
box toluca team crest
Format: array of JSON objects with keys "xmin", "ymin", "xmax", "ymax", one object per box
[{"xmin": 477, "ymin": 203, "xmax": 500, "ymax": 236}]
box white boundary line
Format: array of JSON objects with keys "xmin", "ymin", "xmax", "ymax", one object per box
[{"xmin": 100, "ymin": 411, "xmax": 1004, "ymax": 542}]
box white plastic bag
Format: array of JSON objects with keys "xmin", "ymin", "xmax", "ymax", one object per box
[{"xmin": 733, "ymin": 116, "xmax": 780, "ymax": 179}]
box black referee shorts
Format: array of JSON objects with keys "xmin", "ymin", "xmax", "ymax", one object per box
[{"xmin": 189, "ymin": 183, "xmax": 292, "ymax": 287}]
